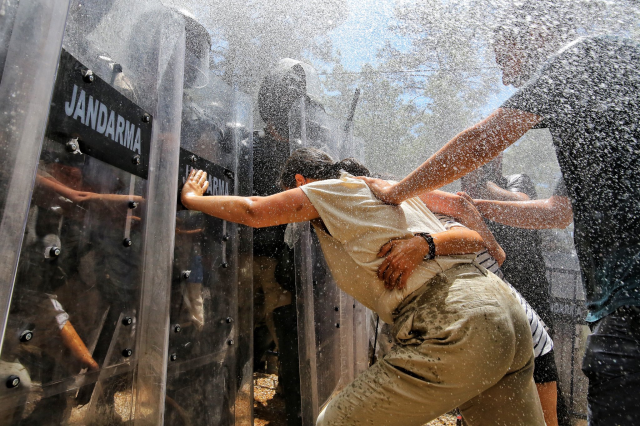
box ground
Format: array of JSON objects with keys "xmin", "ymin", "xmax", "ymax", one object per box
[{"xmin": 253, "ymin": 373, "xmax": 458, "ymax": 426}]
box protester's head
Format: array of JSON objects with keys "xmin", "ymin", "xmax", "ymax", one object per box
[
  {"xmin": 280, "ymin": 147, "xmax": 370, "ymax": 189},
  {"xmin": 493, "ymin": 1, "xmax": 576, "ymax": 87}
]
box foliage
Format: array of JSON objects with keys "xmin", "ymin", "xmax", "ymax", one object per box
[{"xmin": 163, "ymin": 0, "xmax": 349, "ymax": 94}]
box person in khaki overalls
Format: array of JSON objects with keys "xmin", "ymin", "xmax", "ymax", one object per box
[{"xmin": 181, "ymin": 147, "xmax": 545, "ymax": 426}]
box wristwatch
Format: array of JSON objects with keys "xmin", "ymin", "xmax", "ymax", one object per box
[{"xmin": 416, "ymin": 233, "xmax": 436, "ymax": 260}]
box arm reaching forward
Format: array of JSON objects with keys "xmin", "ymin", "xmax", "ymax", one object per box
[
  {"xmin": 419, "ymin": 190, "xmax": 505, "ymax": 265},
  {"xmin": 361, "ymin": 108, "xmax": 542, "ymax": 204},
  {"xmin": 181, "ymin": 169, "xmax": 319, "ymax": 227},
  {"xmin": 468, "ymin": 194, "xmax": 573, "ymax": 230}
]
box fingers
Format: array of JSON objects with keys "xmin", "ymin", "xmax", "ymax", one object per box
[
  {"xmin": 395, "ymin": 273, "xmax": 404, "ymax": 290},
  {"xmin": 378, "ymin": 241, "xmax": 393, "ymax": 258},
  {"xmin": 382, "ymin": 258, "xmax": 395, "ymax": 283},
  {"xmin": 202, "ymin": 180, "xmax": 209, "ymax": 193},
  {"xmin": 355, "ymin": 176, "xmax": 381, "ymax": 188},
  {"xmin": 378, "ymin": 256, "xmax": 390, "ymax": 280},
  {"xmin": 190, "ymin": 169, "xmax": 207, "ymax": 186},
  {"xmin": 197, "ymin": 171, "xmax": 207, "ymax": 187},
  {"xmin": 354, "ymin": 176, "xmax": 372, "ymax": 182},
  {"xmin": 457, "ymin": 191, "xmax": 474, "ymax": 203},
  {"xmin": 379, "ymin": 256, "xmax": 393, "ymax": 281},
  {"xmin": 387, "ymin": 269, "xmax": 402, "ymax": 290}
]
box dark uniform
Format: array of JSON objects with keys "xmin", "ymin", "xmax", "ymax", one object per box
[{"xmin": 502, "ymin": 36, "xmax": 640, "ymax": 424}]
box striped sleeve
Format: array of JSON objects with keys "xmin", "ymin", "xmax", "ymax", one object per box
[
  {"xmin": 475, "ymin": 249, "xmax": 501, "ymax": 278},
  {"xmin": 506, "ymin": 280, "xmax": 554, "ymax": 357},
  {"xmin": 433, "ymin": 215, "xmax": 553, "ymax": 356},
  {"xmin": 434, "ymin": 213, "xmax": 464, "ymax": 230},
  {"xmin": 477, "ymin": 250, "xmax": 553, "ymax": 357}
]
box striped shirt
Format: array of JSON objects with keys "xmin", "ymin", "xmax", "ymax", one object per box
[{"xmin": 435, "ymin": 214, "xmax": 553, "ymax": 357}]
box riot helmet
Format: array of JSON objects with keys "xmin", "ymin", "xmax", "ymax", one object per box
[
  {"xmin": 258, "ymin": 58, "xmax": 322, "ymax": 138},
  {"xmin": 180, "ymin": 8, "xmax": 211, "ymax": 90}
]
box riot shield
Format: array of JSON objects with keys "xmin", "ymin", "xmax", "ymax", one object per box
[
  {"xmin": 164, "ymin": 56, "xmax": 253, "ymax": 424},
  {"xmin": 234, "ymin": 86, "xmax": 255, "ymax": 426},
  {"xmin": 347, "ymin": 133, "xmax": 369, "ymax": 379},
  {"xmin": 0, "ymin": 0, "xmax": 71, "ymax": 361},
  {"xmin": 288, "ymin": 98, "xmax": 371, "ymax": 425},
  {"xmin": 0, "ymin": 0, "xmax": 187, "ymax": 424},
  {"xmin": 546, "ymin": 253, "xmax": 589, "ymax": 419}
]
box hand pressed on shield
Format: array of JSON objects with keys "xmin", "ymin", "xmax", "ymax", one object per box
[
  {"xmin": 377, "ymin": 236, "xmax": 429, "ymax": 290},
  {"xmin": 181, "ymin": 169, "xmax": 209, "ymax": 209}
]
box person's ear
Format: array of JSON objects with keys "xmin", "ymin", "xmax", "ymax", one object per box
[{"xmin": 294, "ymin": 174, "xmax": 306, "ymax": 188}]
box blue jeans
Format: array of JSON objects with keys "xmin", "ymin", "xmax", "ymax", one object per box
[{"xmin": 582, "ymin": 306, "xmax": 640, "ymax": 425}]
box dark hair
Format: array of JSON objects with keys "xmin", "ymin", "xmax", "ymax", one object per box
[{"xmin": 279, "ymin": 147, "xmax": 370, "ymax": 189}]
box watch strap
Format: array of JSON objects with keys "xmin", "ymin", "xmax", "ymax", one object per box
[{"xmin": 416, "ymin": 233, "xmax": 436, "ymax": 260}]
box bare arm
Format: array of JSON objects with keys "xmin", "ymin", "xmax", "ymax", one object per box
[
  {"xmin": 430, "ymin": 227, "xmax": 485, "ymax": 256},
  {"xmin": 377, "ymin": 227, "xmax": 485, "ymax": 289},
  {"xmin": 378, "ymin": 226, "xmax": 484, "ymax": 290},
  {"xmin": 181, "ymin": 170, "xmax": 319, "ymax": 227},
  {"xmin": 483, "ymin": 181, "xmax": 530, "ymax": 201},
  {"xmin": 419, "ymin": 190, "xmax": 505, "ymax": 265},
  {"xmin": 472, "ymin": 195, "xmax": 573, "ymax": 229},
  {"xmin": 36, "ymin": 174, "xmax": 143, "ymax": 206},
  {"xmin": 361, "ymin": 108, "xmax": 543, "ymax": 204}
]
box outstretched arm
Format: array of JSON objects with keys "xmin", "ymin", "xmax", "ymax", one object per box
[
  {"xmin": 361, "ymin": 108, "xmax": 542, "ymax": 204},
  {"xmin": 483, "ymin": 181, "xmax": 530, "ymax": 201},
  {"xmin": 36, "ymin": 174, "xmax": 144, "ymax": 206},
  {"xmin": 181, "ymin": 169, "xmax": 319, "ymax": 227},
  {"xmin": 419, "ymin": 190, "xmax": 506, "ymax": 265},
  {"xmin": 469, "ymin": 195, "xmax": 573, "ymax": 229}
]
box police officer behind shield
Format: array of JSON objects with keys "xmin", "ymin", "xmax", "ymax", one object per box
[{"xmin": 253, "ymin": 58, "xmax": 326, "ymax": 426}]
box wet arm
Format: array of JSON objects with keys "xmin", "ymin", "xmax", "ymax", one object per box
[
  {"xmin": 419, "ymin": 190, "xmax": 505, "ymax": 265},
  {"xmin": 366, "ymin": 108, "xmax": 542, "ymax": 204},
  {"xmin": 36, "ymin": 174, "xmax": 144, "ymax": 206},
  {"xmin": 432, "ymin": 227, "xmax": 485, "ymax": 255},
  {"xmin": 473, "ymin": 196, "xmax": 573, "ymax": 229},
  {"xmin": 181, "ymin": 170, "xmax": 319, "ymax": 227},
  {"xmin": 378, "ymin": 227, "xmax": 484, "ymax": 289},
  {"xmin": 484, "ymin": 181, "xmax": 530, "ymax": 201}
]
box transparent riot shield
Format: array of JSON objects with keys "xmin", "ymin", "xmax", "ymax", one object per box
[
  {"xmin": 289, "ymin": 99, "xmax": 371, "ymax": 425},
  {"xmin": 0, "ymin": 0, "xmax": 71, "ymax": 362},
  {"xmin": 234, "ymin": 87, "xmax": 255, "ymax": 426},
  {"xmin": 163, "ymin": 15, "xmax": 253, "ymax": 420},
  {"xmin": 346, "ymin": 133, "xmax": 369, "ymax": 378},
  {"xmin": 546, "ymin": 249, "xmax": 589, "ymax": 420},
  {"xmin": 0, "ymin": 0, "xmax": 186, "ymax": 424}
]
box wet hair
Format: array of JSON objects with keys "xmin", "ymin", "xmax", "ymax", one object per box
[{"xmin": 279, "ymin": 147, "xmax": 370, "ymax": 189}]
